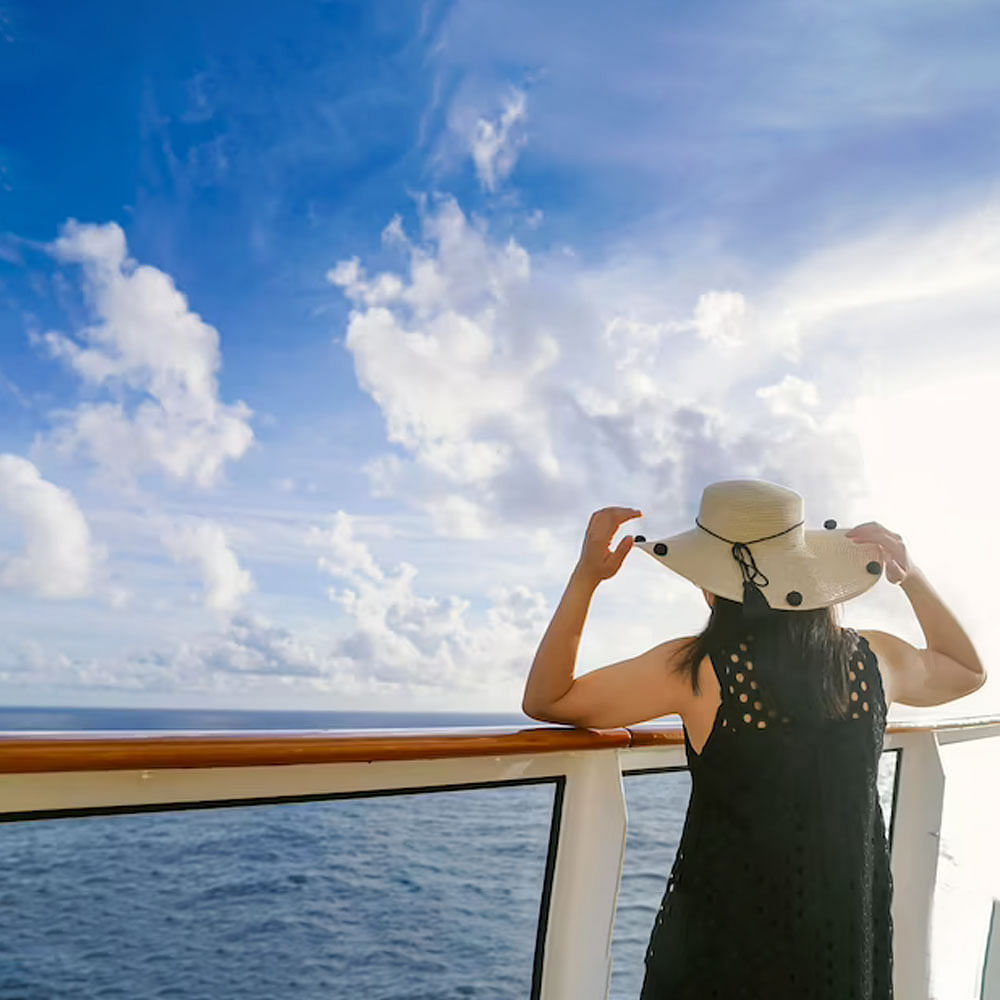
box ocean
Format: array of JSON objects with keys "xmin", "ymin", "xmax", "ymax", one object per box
[{"xmin": 0, "ymin": 708, "xmax": 896, "ymax": 999}]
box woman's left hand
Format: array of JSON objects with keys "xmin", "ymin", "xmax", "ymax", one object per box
[{"xmin": 576, "ymin": 506, "xmax": 643, "ymax": 584}]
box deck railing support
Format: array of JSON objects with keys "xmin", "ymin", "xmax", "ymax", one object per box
[
  {"xmin": 540, "ymin": 749, "xmax": 627, "ymax": 1000},
  {"xmin": 890, "ymin": 731, "xmax": 945, "ymax": 1000},
  {"xmin": 981, "ymin": 899, "xmax": 1000, "ymax": 1000}
]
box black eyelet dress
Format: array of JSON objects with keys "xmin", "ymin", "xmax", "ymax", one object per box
[{"xmin": 639, "ymin": 628, "xmax": 894, "ymax": 999}]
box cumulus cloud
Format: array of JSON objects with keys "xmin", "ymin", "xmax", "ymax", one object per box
[
  {"xmin": 471, "ymin": 88, "xmax": 527, "ymax": 192},
  {"xmin": 161, "ymin": 517, "xmax": 254, "ymax": 612},
  {"xmin": 307, "ymin": 509, "xmax": 385, "ymax": 581},
  {"xmin": 170, "ymin": 613, "xmax": 325, "ymax": 679},
  {"xmin": 308, "ymin": 510, "xmax": 549, "ymax": 693},
  {"xmin": 327, "ymin": 196, "xmax": 871, "ymax": 539},
  {"xmin": 0, "ymin": 644, "xmax": 107, "ymax": 692},
  {"xmin": 0, "ymin": 510, "xmax": 548, "ymax": 699},
  {"xmin": 34, "ymin": 219, "xmax": 254, "ymax": 488},
  {"xmin": 756, "ymin": 374, "xmax": 821, "ymax": 425},
  {"xmin": 1, "ymin": 615, "xmax": 330, "ymax": 693},
  {"xmin": 0, "ymin": 453, "xmax": 104, "ymax": 599},
  {"xmin": 328, "ymin": 197, "xmax": 562, "ymax": 498}
]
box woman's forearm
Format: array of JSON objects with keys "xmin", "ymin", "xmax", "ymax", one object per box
[
  {"xmin": 521, "ymin": 565, "xmax": 599, "ymax": 714},
  {"xmin": 901, "ymin": 564, "xmax": 985, "ymax": 676}
]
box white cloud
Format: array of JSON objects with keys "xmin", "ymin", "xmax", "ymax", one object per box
[
  {"xmin": 0, "ymin": 453, "xmax": 104, "ymax": 599},
  {"xmin": 35, "ymin": 219, "xmax": 254, "ymax": 488},
  {"xmin": 1, "ymin": 615, "xmax": 331, "ymax": 694},
  {"xmin": 756, "ymin": 374, "xmax": 821, "ymax": 425},
  {"xmin": 3, "ymin": 639, "xmax": 84, "ymax": 682},
  {"xmin": 471, "ymin": 88, "xmax": 527, "ymax": 192},
  {"xmin": 172, "ymin": 613, "xmax": 325, "ymax": 679},
  {"xmin": 430, "ymin": 494, "xmax": 490, "ymax": 539},
  {"xmin": 11, "ymin": 197, "xmax": 1000, "ymax": 713},
  {"xmin": 307, "ymin": 510, "xmax": 385, "ymax": 582},
  {"xmin": 161, "ymin": 517, "xmax": 254, "ymax": 613},
  {"xmin": 319, "ymin": 188, "xmax": 1000, "ymax": 720},
  {"xmin": 0, "ymin": 505, "xmax": 549, "ymax": 702},
  {"xmin": 328, "ymin": 196, "xmax": 872, "ymax": 539},
  {"xmin": 693, "ymin": 290, "xmax": 749, "ymax": 350},
  {"xmin": 308, "ymin": 509, "xmax": 549, "ymax": 695}
]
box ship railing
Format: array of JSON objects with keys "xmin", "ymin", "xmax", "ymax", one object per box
[{"xmin": 2, "ymin": 716, "xmax": 999, "ymax": 1000}]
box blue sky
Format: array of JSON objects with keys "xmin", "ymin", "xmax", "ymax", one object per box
[{"xmin": 0, "ymin": 0, "xmax": 998, "ymax": 712}]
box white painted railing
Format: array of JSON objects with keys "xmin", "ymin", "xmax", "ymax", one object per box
[{"xmin": 1, "ymin": 718, "xmax": 998, "ymax": 999}]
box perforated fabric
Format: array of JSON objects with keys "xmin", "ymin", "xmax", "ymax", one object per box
[{"xmin": 639, "ymin": 627, "xmax": 894, "ymax": 999}]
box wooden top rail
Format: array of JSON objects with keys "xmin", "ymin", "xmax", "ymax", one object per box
[{"xmin": 0, "ymin": 715, "xmax": 998, "ymax": 774}]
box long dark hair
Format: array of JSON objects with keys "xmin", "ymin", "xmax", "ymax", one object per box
[{"xmin": 676, "ymin": 593, "xmax": 857, "ymax": 720}]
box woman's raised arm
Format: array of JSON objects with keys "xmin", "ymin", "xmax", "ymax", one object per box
[{"xmin": 521, "ymin": 506, "xmax": 641, "ymax": 718}]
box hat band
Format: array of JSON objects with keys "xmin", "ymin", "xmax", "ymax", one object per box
[{"xmin": 695, "ymin": 517, "xmax": 805, "ymax": 617}]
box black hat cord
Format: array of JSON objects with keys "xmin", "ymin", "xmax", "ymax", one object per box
[{"xmin": 695, "ymin": 518, "xmax": 805, "ymax": 621}]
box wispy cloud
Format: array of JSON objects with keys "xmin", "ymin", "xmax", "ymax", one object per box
[
  {"xmin": 471, "ymin": 88, "xmax": 527, "ymax": 192},
  {"xmin": 0, "ymin": 364, "xmax": 29, "ymax": 407}
]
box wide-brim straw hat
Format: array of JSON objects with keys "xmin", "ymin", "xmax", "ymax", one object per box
[{"xmin": 634, "ymin": 479, "xmax": 885, "ymax": 612}]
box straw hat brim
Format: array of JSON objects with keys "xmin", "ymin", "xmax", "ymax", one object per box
[{"xmin": 635, "ymin": 526, "xmax": 884, "ymax": 610}]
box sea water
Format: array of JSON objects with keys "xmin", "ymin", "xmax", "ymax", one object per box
[{"xmin": 0, "ymin": 709, "xmax": 895, "ymax": 999}]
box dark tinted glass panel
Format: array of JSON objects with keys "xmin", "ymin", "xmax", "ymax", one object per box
[
  {"xmin": 878, "ymin": 748, "xmax": 899, "ymax": 841},
  {"xmin": 0, "ymin": 783, "xmax": 555, "ymax": 1000},
  {"xmin": 611, "ymin": 768, "xmax": 691, "ymax": 1000}
]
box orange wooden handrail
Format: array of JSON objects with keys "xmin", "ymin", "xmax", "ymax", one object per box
[
  {"xmin": 0, "ymin": 716, "xmax": 997, "ymax": 774},
  {"xmin": 0, "ymin": 725, "xmax": 633, "ymax": 774}
]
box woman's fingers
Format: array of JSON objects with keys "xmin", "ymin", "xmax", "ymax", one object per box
[
  {"xmin": 587, "ymin": 507, "xmax": 642, "ymax": 545},
  {"xmin": 590, "ymin": 506, "xmax": 642, "ymax": 532},
  {"xmin": 578, "ymin": 507, "xmax": 642, "ymax": 581},
  {"xmin": 845, "ymin": 521, "xmax": 909, "ymax": 582},
  {"xmin": 609, "ymin": 533, "xmax": 634, "ymax": 572}
]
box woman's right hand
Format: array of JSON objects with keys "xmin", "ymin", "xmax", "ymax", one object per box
[
  {"xmin": 576, "ymin": 506, "xmax": 643, "ymax": 584},
  {"xmin": 845, "ymin": 522, "xmax": 911, "ymax": 585}
]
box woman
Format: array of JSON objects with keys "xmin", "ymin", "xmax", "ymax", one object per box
[{"xmin": 521, "ymin": 479, "xmax": 986, "ymax": 1000}]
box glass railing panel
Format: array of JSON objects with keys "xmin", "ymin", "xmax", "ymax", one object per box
[
  {"xmin": 877, "ymin": 748, "xmax": 900, "ymax": 845},
  {"xmin": 927, "ymin": 735, "xmax": 1000, "ymax": 1000},
  {"xmin": 0, "ymin": 781, "xmax": 556, "ymax": 1000},
  {"xmin": 610, "ymin": 767, "xmax": 691, "ymax": 1000}
]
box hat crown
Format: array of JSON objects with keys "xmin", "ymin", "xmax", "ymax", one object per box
[{"xmin": 698, "ymin": 480, "xmax": 805, "ymax": 544}]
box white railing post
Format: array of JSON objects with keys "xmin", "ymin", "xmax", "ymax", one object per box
[
  {"xmin": 891, "ymin": 731, "xmax": 945, "ymax": 1000},
  {"xmin": 982, "ymin": 899, "xmax": 1000, "ymax": 1000},
  {"xmin": 540, "ymin": 749, "xmax": 627, "ymax": 1000}
]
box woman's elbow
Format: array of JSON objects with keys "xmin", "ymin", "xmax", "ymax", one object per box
[
  {"xmin": 521, "ymin": 698, "xmax": 566, "ymax": 723},
  {"xmin": 521, "ymin": 699, "xmax": 548, "ymax": 721}
]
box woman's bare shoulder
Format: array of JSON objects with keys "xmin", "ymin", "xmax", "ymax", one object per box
[{"xmin": 856, "ymin": 627, "xmax": 986, "ymax": 708}]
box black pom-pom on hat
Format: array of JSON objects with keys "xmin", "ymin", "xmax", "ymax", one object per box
[
  {"xmin": 653, "ymin": 542, "xmax": 668, "ymax": 556},
  {"xmin": 634, "ymin": 535, "xmax": 646, "ymax": 543},
  {"xmin": 866, "ymin": 561, "xmax": 882, "ymax": 575},
  {"xmin": 824, "ymin": 519, "xmax": 837, "ymax": 530},
  {"xmin": 786, "ymin": 590, "xmax": 803, "ymax": 606}
]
